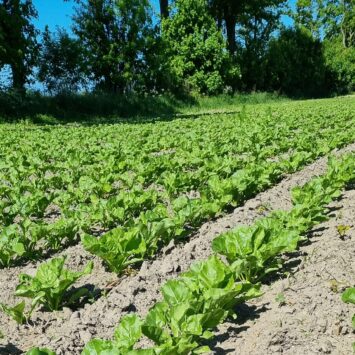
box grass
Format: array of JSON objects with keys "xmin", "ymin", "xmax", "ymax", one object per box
[
  {"xmin": 0, "ymin": 91, "xmax": 288, "ymax": 124},
  {"xmin": 180, "ymin": 92, "xmax": 289, "ymax": 114}
]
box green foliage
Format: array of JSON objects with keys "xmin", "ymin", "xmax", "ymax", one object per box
[
  {"xmin": 320, "ymin": 0, "xmax": 355, "ymax": 48},
  {"xmin": 323, "ymin": 37, "xmax": 355, "ymax": 94},
  {"xmin": 212, "ymin": 221, "xmax": 300, "ymax": 282},
  {"xmin": 0, "ymin": 0, "xmax": 352, "ymax": 96},
  {"xmin": 294, "ymin": 0, "xmax": 323, "ymax": 38},
  {"xmin": 265, "ymin": 27, "xmax": 328, "ymax": 97},
  {"xmin": 275, "ymin": 293, "xmax": 286, "ymax": 306},
  {"xmin": 0, "ymin": 0, "xmax": 39, "ymax": 91},
  {"xmin": 0, "ymin": 300, "xmax": 26, "ymax": 324},
  {"xmin": 82, "ymin": 227, "xmax": 147, "ymax": 273},
  {"xmin": 80, "ymin": 314, "xmax": 147, "ymax": 354},
  {"xmin": 82, "ymin": 257, "xmax": 260, "ymax": 354},
  {"xmin": 341, "ymin": 286, "xmax": 355, "ymax": 350},
  {"xmin": 81, "ymin": 153, "xmax": 354, "ymax": 354},
  {"xmin": 37, "ymin": 26, "xmax": 87, "ymax": 94},
  {"xmin": 342, "ymin": 288, "xmax": 355, "ymax": 305},
  {"xmin": 26, "ymin": 348, "xmax": 56, "ymax": 355},
  {"xmin": 236, "ymin": 0, "xmax": 287, "ymax": 91},
  {"xmin": 0, "ymin": 98, "xmax": 354, "ymax": 272},
  {"xmin": 2, "ymin": 101, "xmax": 355, "ymax": 353},
  {"xmin": 0, "ymin": 224, "xmax": 26, "ymax": 267},
  {"xmin": 72, "ymin": 0, "xmax": 159, "ymax": 93},
  {"xmin": 162, "ymin": 0, "xmax": 236, "ymax": 94},
  {"xmin": 15, "ymin": 256, "xmax": 93, "ymax": 311}
]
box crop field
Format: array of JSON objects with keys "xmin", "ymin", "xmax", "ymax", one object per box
[{"xmin": 0, "ymin": 97, "xmax": 354, "ymax": 354}]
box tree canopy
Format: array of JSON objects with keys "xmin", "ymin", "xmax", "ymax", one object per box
[{"xmin": 0, "ymin": 0, "xmax": 353, "ymax": 96}]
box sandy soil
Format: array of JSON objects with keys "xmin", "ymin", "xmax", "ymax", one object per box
[{"xmin": 0, "ymin": 143, "xmax": 354, "ymax": 354}]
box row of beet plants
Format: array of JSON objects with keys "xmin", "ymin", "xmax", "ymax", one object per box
[{"xmin": 25, "ymin": 153, "xmax": 354, "ymax": 354}]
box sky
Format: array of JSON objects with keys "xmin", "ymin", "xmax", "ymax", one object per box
[
  {"xmin": 33, "ymin": 0, "xmax": 161, "ymax": 33},
  {"xmin": 33, "ymin": 0, "xmax": 295, "ymax": 34}
]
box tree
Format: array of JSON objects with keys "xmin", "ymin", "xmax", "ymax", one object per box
[
  {"xmin": 37, "ymin": 26, "xmax": 87, "ymax": 94},
  {"xmin": 323, "ymin": 37, "xmax": 355, "ymax": 93},
  {"xmin": 237, "ymin": 0, "xmax": 286, "ymax": 90},
  {"xmin": 162, "ymin": 0, "xmax": 237, "ymax": 94},
  {"xmin": 320, "ymin": 0, "xmax": 354, "ymax": 48},
  {"xmin": 265, "ymin": 27, "xmax": 328, "ymax": 97},
  {"xmin": 208, "ymin": 0, "xmax": 248, "ymax": 54},
  {"xmin": 159, "ymin": 0, "xmax": 169, "ymax": 19},
  {"xmin": 72, "ymin": 0, "xmax": 119, "ymax": 92},
  {"xmin": 72, "ymin": 0, "xmax": 157, "ymax": 93},
  {"xmin": 0, "ymin": 0, "xmax": 39, "ymax": 91},
  {"xmin": 294, "ymin": 0, "xmax": 323, "ymax": 38},
  {"xmin": 207, "ymin": 0, "xmax": 286, "ymax": 91},
  {"xmin": 208, "ymin": 1, "xmax": 238, "ymax": 54}
]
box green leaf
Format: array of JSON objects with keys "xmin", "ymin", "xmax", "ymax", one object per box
[
  {"xmin": 26, "ymin": 348, "xmax": 56, "ymax": 355},
  {"xmin": 342, "ymin": 288, "xmax": 355, "ymax": 304},
  {"xmin": 161, "ymin": 280, "xmax": 192, "ymax": 305},
  {"xmin": 142, "ymin": 302, "xmax": 170, "ymax": 345},
  {"xmin": 192, "ymin": 346, "xmax": 211, "ymax": 354},
  {"xmin": 184, "ymin": 256, "xmax": 229, "ymax": 289},
  {"xmin": 114, "ymin": 314, "xmax": 142, "ymax": 350},
  {"xmin": 0, "ymin": 301, "xmax": 27, "ymax": 324},
  {"xmin": 82, "ymin": 228, "xmax": 145, "ymax": 274},
  {"xmin": 81, "ymin": 339, "xmax": 117, "ymax": 355}
]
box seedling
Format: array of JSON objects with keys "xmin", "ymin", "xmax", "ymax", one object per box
[
  {"xmin": 0, "ymin": 301, "xmax": 27, "ymax": 324},
  {"xmin": 275, "ymin": 293, "xmax": 286, "ymax": 307},
  {"xmin": 337, "ymin": 224, "xmax": 351, "ymax": 238}
]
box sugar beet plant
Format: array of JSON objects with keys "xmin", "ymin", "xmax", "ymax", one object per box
[
  {"xmin": 0, "ymin": 98, "xmax": 354, "ymax": 273},
  {"xmin": 0, "ymin": 256, "xmax": 93, "ymax": 323}
]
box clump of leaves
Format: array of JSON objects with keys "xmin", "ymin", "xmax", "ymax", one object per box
[
  {"xmin": 329, "ymin": 279, "xmax": 345, "ymax": 293},
  {"xmin": 83, "ymin": 314, "xmax": 144, "ymax": 355},
  {"xmin": 212, "ymin": 221, "xmax": 300, "ymax": 283},
  {"xmin": 26, "ymin": 348, "xmax": 56, "ymax": 355},
  {"xmin": 15, "ymin": 256, "xmax": 93, "ymax": 312}
]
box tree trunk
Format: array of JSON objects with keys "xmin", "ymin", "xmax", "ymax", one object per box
[
  {"xmin": 10, "ymin": 63, "xmax": 26, "ymax": 93},
  {"xmin": 225, "ymin": 15, "xmax": 236, "ymax": 54},
  {"xmin": 159, "ymin": 0, "xmax": 169, "ymax": 19}
]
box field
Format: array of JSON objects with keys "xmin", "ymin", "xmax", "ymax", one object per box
[{"xmin": 0, "ymin": 96, "xmax": 354, "ymax": 354}]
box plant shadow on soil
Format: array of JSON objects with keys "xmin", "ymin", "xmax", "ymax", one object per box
[
  {"xmin": 204, "ymin": 303, "xmax": 270, "ymax": 354},
  {"xmin": 65, "ymin": 283, "xmax": 103, "ymax": 311},
  {"xmin": 0, "ymin": 343, "xmax": 22, "ymax": 355}
]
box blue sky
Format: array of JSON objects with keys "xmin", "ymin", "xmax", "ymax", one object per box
[
  {"xmin": 33, "ymin": 0, "xmax": 295, "ymax": 34},
  {"xmin": 33, "ymin": 0, "xmax": 161, "ymax": 33}
]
